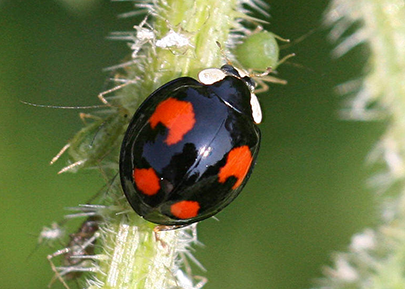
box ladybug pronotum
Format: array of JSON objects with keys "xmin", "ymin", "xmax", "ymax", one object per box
[{"xmin": 119, "ymin": 64, "xmax": 262, "ymax": 226}]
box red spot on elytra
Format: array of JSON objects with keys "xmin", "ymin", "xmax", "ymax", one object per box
[
  {"xmin": 133, "ymin": 168, "xmax": 160, "ymax": 196},
  {"xmin": 149, "ymin": 98, "xmax": 195, "ymax": 145},
  {"xmin": 218, "ymin": 146, "xmax": 253, "ymax": 189},
  {"xmin": 170, "ymin": 200, "xmax": 200, "ymax": 219}
]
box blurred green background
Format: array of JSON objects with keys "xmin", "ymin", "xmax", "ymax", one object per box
[{"xmin": 0, "ymin": 0, "xmax": 381, "ymax": 288}]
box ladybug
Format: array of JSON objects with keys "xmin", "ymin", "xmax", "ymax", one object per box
[{"xmin": 119, "ymin": 64, "xmax": 262, "ymax": 226}]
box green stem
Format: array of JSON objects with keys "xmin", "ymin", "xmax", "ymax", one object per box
[{"xmin": 320, "ymin": 1, "xmax": 405, "ymax": 288}]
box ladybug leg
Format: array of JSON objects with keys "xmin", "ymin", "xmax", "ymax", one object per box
[
  {"xmin": 253, "ymin": 78, "xmax": 269, "ymax": 94},
  {"xmin": 249, "ymin": 53, "xmax": 295, "ymax": 93},
  {"xmin": 249, "ymin": 67, "xmax": 282, "ymax": 94},
  {"xmin": 254, "ymin": 75, "xmax": 288, "ymax": 94},
  {"xmin": 154, "ymin": 224, "xmax": 187, "ymax": 232},
  {"xmin": 153, "ymin": 224, "xmax": 188, "ymax": 247}
]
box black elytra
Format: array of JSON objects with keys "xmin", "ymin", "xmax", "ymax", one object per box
[{"xmin": 119, "ymin": 64, "xmax": 261, "ymax": 226}]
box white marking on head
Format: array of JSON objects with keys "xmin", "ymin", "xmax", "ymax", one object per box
[
  {"xmin": 234, "ymin": 67, "xmax": 249, "ymax": 78},
  {"xmin": 250, "ymin": 93, "xmax": 262, "ymax": 124},
  {"xmin": 198, "ymin": 68, "xmax": 227, "ymax": 85}
]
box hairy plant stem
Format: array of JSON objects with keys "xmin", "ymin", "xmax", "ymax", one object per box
[{"xmin": 318, "ymin": 1, "xmax": 405, "ymax": 288}]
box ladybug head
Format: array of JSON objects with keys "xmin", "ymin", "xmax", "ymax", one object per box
[
  {"xmin": 197, "ymin": 65, "xmax": 262, "ymax": 124},
  {"xmin": 197, "ymin": 64, "xmax": 256, "ymax": 92}
]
